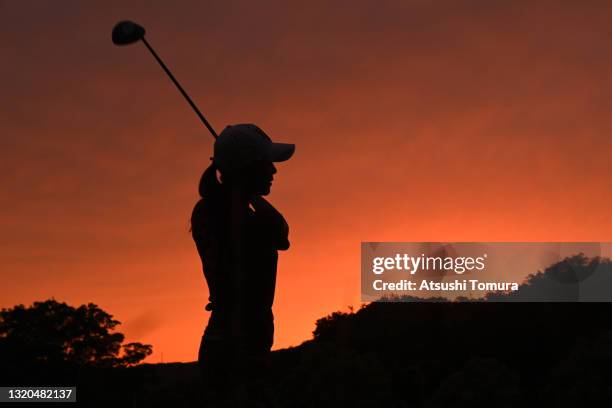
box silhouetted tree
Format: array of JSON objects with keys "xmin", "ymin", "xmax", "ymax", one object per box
[
  {"xmin": 294, "ymin": 254, "xmax": 612, "ymax": 406},
  {"xmin": 0, "ymin": 299, "xmax": 152, "ymax": 370}
]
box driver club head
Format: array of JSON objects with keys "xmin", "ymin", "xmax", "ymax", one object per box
[{"xmin": 112, "ymin": 20, "xmax": 146, "ymax": 45}]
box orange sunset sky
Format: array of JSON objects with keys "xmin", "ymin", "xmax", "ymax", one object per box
[{"xmin": 2, "ymin": 1, "xmax": 612, "ymax": 362}]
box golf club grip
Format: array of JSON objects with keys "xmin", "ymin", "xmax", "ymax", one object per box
[{"xmin": 141, "ymin": 37, "xmax": 218, "ymax": 139}]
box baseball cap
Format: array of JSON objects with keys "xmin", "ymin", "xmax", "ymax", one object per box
[{"xmin": 213, "ymin": 124, "xmax": 295, "ymax": 173}]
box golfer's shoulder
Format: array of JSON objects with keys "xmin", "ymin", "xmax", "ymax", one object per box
[
  {"xmin": 192, "ymin": 195, "xmax": 222, "ymax": 215},
  {"xmin": 191, "ymin": 199, "xmax": 214, "ymax": 235},
  {"xmin": 191, "ymin": 198, "xmax": 207, "ymax": 225},
  {"xmin": 192, "ymin": 196, "xmax": 228, "ymax": 234},
  {"xmin": 192, "ymin": 197, "xmax": 207, "ymax": 215}
]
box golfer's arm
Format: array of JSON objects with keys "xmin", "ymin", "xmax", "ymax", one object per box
[{"xmin": 250, "ymin": 196, "xmax": 290, "ymax": 250}]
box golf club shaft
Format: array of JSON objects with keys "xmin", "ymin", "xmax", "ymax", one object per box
[{"xmin": 141, "ymin": 37, "xmax": 218, "ymax": 139}]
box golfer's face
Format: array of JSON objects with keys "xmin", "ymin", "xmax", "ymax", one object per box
[{"xmin": 248, "ymin": 160, "xmax": 276, "ymax": 195}]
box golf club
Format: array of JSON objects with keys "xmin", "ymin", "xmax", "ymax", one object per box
[{"xmin": 112, "ymin": 20, "xmax": 218, "ymax": 139}]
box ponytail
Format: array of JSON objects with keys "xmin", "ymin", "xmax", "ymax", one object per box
[{"xmin": 198, "ymin": 160, "xmax": 220, "ymax": 198}]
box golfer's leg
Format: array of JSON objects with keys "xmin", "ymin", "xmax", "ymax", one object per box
[{"xmin": 199, "ymin": 334, "xmax": 232, "ymax": 405}]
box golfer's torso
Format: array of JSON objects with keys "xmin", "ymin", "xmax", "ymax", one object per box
[
  {"xmin": 244, "ymin": 208, "xmax": 278, "ymax": 311},
  {"xmin": 194, "ymin": 199, "xmax": 279, "ymax": 321}
]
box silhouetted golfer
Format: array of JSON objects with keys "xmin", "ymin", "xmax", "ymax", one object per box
[{"xmin": 191, "ymin": 124, "xmax": 294, "ymax": 404}]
